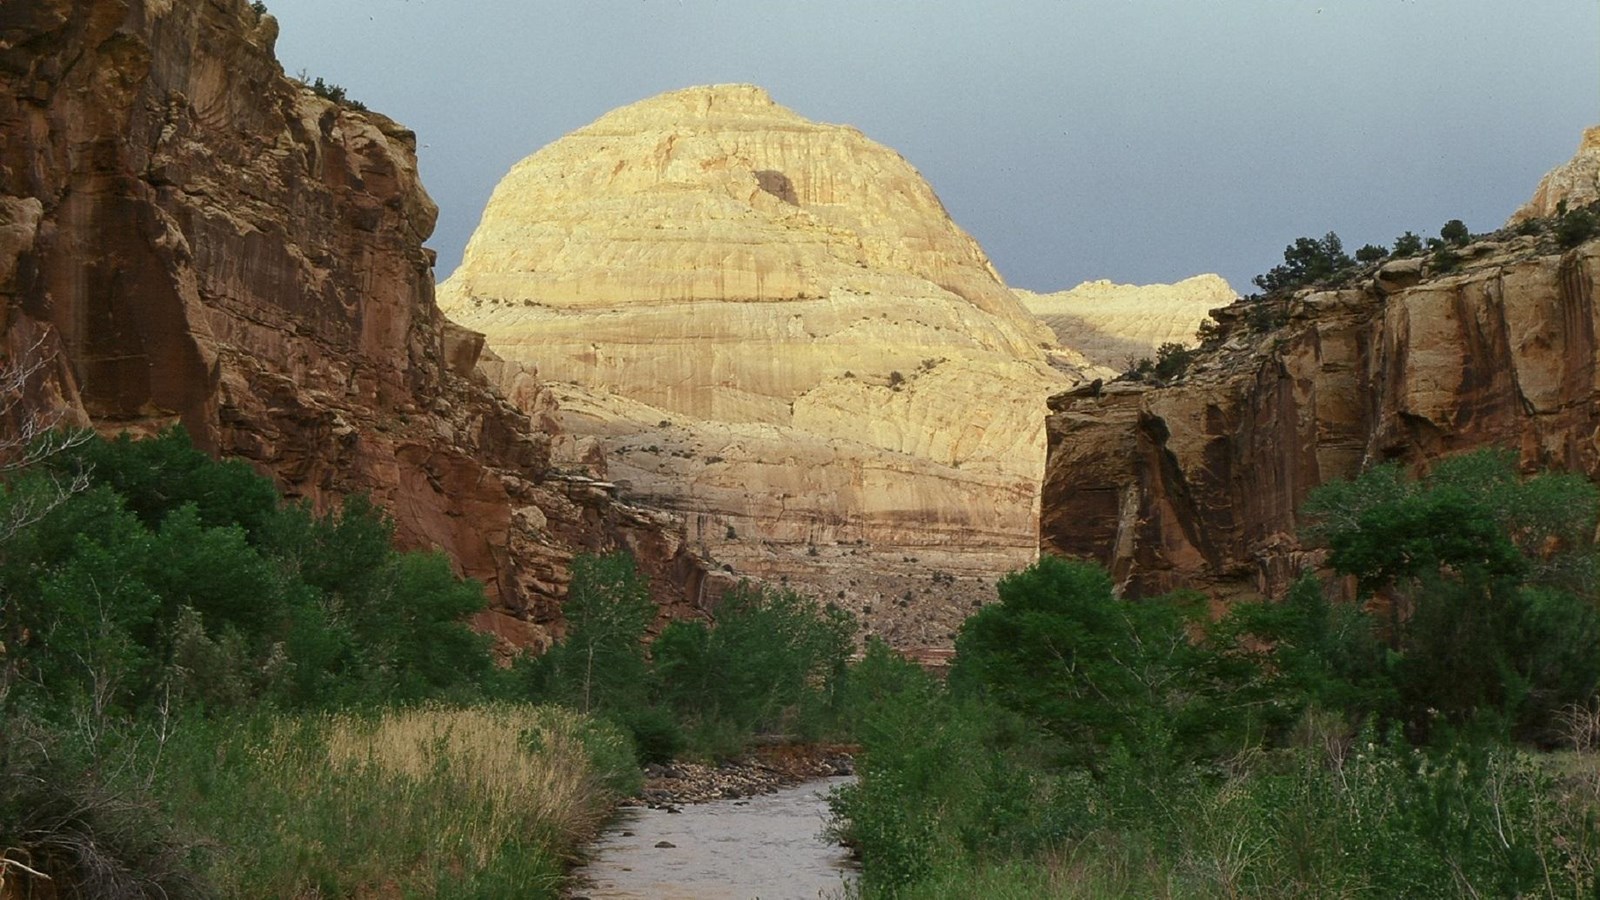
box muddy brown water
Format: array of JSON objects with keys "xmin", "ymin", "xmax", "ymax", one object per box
[{"xmin": 571, "ymin": 775, "xmax": 858, "ymax": 900}]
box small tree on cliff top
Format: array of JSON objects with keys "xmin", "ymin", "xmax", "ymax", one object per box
[{"xmin": 1253, "ymin": 231, "xmax": 1354, "ymax": 294}]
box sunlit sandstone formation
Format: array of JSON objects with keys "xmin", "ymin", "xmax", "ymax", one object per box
[
  {"xmin": 441, "ymin": 84, "xmax": 1085, "ymax": 648},
  {"xmin": 1509, "ymin": 126, "xmax": 1600, "ymax": 224},
  {"xmin": 1017, "ymin": 274, "xmax": 1236, "ymax": 370}
]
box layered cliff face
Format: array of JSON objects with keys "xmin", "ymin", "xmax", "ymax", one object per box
[
  {"xmin": 0, "ymin": 0, "xmax": 707, "ymax": 649},
  {"xmin": 1017, "ymin": 274, "xmax": 1236, "ymax": 370},
  {"xmin": 1041, "ymin": 236, "xmax": 1600, "ymax": 599},
  {"xmin": 1509, "ymin": 126, "xmax": 1600, "ymax": 224},
  {"xmin": 441, "ymin": 85, "xmax": 1082, "ymax": 649}
]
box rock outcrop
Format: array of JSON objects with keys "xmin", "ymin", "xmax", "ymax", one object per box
[
  {"xmin": 1017, "ymin": 275, "xmax": 1236, "ymax": 370},
  {"xmin": 441, "ymin": 85, "xmax": 1082, "ymax": 649},
  {"xmin": 1041, "ymin": 236, "xmax": 1600, "ymax": 600},
  {"xmin": 0, "ymin": 0, "xmax": 708, "ymax": 649},
  {"xmin": 1509, "ymin": 126, "xmax": 1600, "ymax": 224}
]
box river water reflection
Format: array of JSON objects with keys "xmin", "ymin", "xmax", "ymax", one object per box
[{"xmin": 571, "ymin": 775, "xmax": 858, "ymax": 900}]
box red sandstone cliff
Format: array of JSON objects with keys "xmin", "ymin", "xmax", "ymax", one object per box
[
  {"xmin": 0, "ymin": 0, "xmax": 709, "ymax": 648},
  {"xmin": 1042, "ymin": 235, "xmax": 1600, "ymax": 600}
]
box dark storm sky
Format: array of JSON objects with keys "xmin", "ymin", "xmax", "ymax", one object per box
[{"xmin": 263, "ymin": 0, "xmax": 1600, "ymax": 295}]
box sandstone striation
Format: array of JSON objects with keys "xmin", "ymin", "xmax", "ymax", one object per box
[
  {"xmin": 0, "ymin": 0, "xmax": 709, "ymax": 650},
  {"xmin": 441, "ymin": 85, "xmax": 1082, "ymax": 649},
  {"xmin": 1017, "ymin": 274, "xmax": 1236, "ymax": 370},
  {"xmin": 1041, "ymin": 235, "xmax": 1600, "ymax": 600},
  {"xmin": 1509, "ymin": 126, "xmax": 1600, "ymax": 224}
]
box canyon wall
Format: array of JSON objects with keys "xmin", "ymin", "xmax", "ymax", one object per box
[
  {"xmin": 0, "ymin": 0, "xmax": 707, "ymax": 649},
  {"xmin": 1041, "ymin": 236, "xmax": 1600, "ymax": 600}
]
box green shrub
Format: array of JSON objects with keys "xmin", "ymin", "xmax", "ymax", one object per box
[
  {"xmin": 1301, "ymin": 450, "xmax": 1600, "ymax": 742},
  {"xmin": 1245, "ymin": 299, "xmax": 1286, "ymax": 333},
  {"xmin": 0, "ymin": 718, "xmax": 204, "ymax": 898},
  {"xmin": 1557, "ymin": 204, "xmax": 1599, "ymax": 248},
  {"xmin": 1431, "ymin": 245, "xmax": 1462, "ymax": 273},
  {"xmin": 1392, "ymin": 230, "xmax": 1424, "ymax": 257},
  {"xmin": 612, "ymin": 705, "xmax": 685, "ymax": 765},
  {"xmin": 1152, "ymin": 341, "xmax": 1194, "ymax": 381},
  {"xmin": 653, "ymin": 585, "xmax": 854, "ymax": 751},
  {"xmin": 1355, "ymin": 243, "xmax": 1388, "ymax": 263},
  {"xmin": 948, "ymin": 557, "xmax": 1236, "ymax": 768},
  {"xmin": 523, "ymin": 551, "xmax": 654, "ymax": 715},
  {"xmin": 829, "ymin": 668, "xmax": 1057, "ymax": 894},
  {"xmin": 1440, "ymin": 218, "xmax": 1471, "ymax": 246},
  {"xmin": 1253, "ymin": 231, "xmax": 1354, "ymax": 293},
  {"xmin": 2, "ymin": 428, "xmax": 499, "ymax": 718}
]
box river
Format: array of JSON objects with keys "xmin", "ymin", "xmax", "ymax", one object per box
[{"xmin": 570, "ymin": 775, "xmax": 859, "ymax": 900}]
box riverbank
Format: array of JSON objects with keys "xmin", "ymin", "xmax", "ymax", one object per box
[{"xmin": 634, "ymin": 743, "xmax": 857, "ymax": 807}]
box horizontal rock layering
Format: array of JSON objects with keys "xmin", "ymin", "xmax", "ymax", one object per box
[
  {"xmin": 442, "ymin": 84, "xmax": 1085, "ymax": 649},
  {"xmin": 1017, "ymin": 274, "xmax": 1236, "ymax": 371}
]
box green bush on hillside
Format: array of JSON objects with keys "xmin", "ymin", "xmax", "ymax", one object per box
[
  {"xmin": 1253, "ymin": 231, "xmax": 1354, "ymax": 293},
  {"xmin": 1301, "ymin": 449, "xmax": 1600, "ymax": 742},
  {"xmin": 654, "ymin": 584, "xmax": 855, "ymax": 749},
  {"xmin": 0, "ymin": 427, "xmax": 497, "ymax": 720}
]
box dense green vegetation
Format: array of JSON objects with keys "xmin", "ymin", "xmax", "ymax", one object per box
[
  {"xmin": 522, "ymin": 550, "xmax": 856, "ymax": 762},
  {"xmin": 1243, "ymin": 217, "xmax": 1488, "ymax": 303},
  {"xmin": 1120, "ymin": 341, "xmax": 1197, "ymax": 384},
  {"xmin": 1, "ymin": 429, "xmax": 496, "ymax": 717},
  {"xmin": 9, "ymin": 429, "xmax": 1600, "ymax": 897},
  {"xmin": 832, "ymin": 450, "xmax": 1600, "ymax": 897},
  {"xmin": 0, "ymin": 428, "xmax": 853, "ymax": 895}
]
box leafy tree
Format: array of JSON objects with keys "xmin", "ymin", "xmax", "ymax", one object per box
[
  {"xmin": 1217, "ymin": 576, "xmax": 1396, "ymax": 733},
  {"xmin": 1302, "ymin": 451, "xmax": 1600, "ymax": 741},
  {"xmin": 1253, "ymin": 232, "xmax": 1355, "ymax": 294},
  {"xmin": 60, "ymin": 428, "xmax": 279, "ymax": 538},
  {"xmin": 526, "ymin": 552, "xmax": 654, "ymax": 714},
  {"xmin": 1392, "ymin": 231, "xmax": 1424, "ymax": 257},
  {"xmin": 653, "ymin": 585, "xmax": 854, "ymax": 743},
  {"xmin": 1355, "ymin": 243, "xmax": 1388, "ymax": 264},
  {"xmin": 949, "ymin": 556, "xmax": 1218, "ymax": 767},
  {"xmin": 1556, "ymin": 203, "xmax": 1599, "ymax": 248},
  {"xmin": 1440, "ymin": 219, "xmax": 1471, "ymax": 246},
  {"xmin": 3, "ymin": 429, "xmax": 498, "ymax": 718},
  {"xmin": 1152, "ymin": 342, "xmax": 1194, "ymax": 381}
]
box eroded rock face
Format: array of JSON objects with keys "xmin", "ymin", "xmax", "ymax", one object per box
[
  {"xmin": 1509, "ymin": 126, "xmax": 1600, "ymax": 224},
  {"xmin": 0, "ymin": 0, "xmax": 708, "ymax": 650},
  {"xmin": 1041, "ymin": 238, "xmax": 1600, "ymax": 600},
  {"xmin": 441, "ymin": 85, "xmax": 1082, "ymax": 649},
  {"xmin": 1017, "ymin": 275, "xmax": 1236, "ymax": 371}
]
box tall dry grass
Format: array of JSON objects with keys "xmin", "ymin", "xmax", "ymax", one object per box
[
  {"xmin": 323, "ymin": 704, "xmax": 626, "ymax": 863},
  {"xmin": 170, "ymin": 703, "xmax": 638, "ymax": 898}
]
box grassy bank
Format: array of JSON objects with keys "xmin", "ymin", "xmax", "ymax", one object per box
[
  {"xmin": 163, "ymin": 704, "xmax": 637, "ymax": 897},
  {"xmin": 0, "ymin": 429, "xmax": 858, "ymax": 895},
  {"xmin": 830, "ymin": 452, "xmax": 1600, "ymax": 897},
  {"xmin": 1, "ymin": 704, "xmax": 638, "ymax": 897}
]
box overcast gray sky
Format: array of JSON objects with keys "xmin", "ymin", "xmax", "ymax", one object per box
[{"xmin": 264, "ymin": 0, "xmax": 1599, "ymax": 295}]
